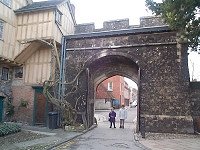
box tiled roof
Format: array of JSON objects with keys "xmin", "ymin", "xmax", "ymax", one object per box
[{"xmin": 15, "ymin": 0, "xmax": 65, "ymax": 13}]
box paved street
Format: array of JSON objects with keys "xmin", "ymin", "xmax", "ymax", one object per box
[
  {"xmin": 52, "ymin": 107, "xmax": 146, "ymax": 150},
  {"xmin": 140, "ymin": 137, "xmax": 200, "ymax": 150},
  {"xmin": 52, "ymin": 107, "xmax": 200, "ymax": 150},
  {"xmin": 95, "ymin": 106, "xmax": 137, "ymax": 124},
  {"xmin": 1, "ymin": 106, "xmax": 199, "ymax": 150}
]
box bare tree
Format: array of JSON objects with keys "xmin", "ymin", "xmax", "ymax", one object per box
[{"xmin": 43, "ymin": 44, "xmax": 90, "ymax": 127}]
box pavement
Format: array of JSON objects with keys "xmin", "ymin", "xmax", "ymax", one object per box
[
  {"xmin": 53, "ymin": 120, "xmax": 145, "ymax": 149},
  {"xmin": 1, "ymin": 112, "xmax": 200, "ymax": 150},
  {"xmin": 25, "ymin": 121, "xmax": 200, "ymax": 150},
  {"xmin": 139, "ymin": 135, "xmax": 200, "ymax": 150},
  {"xmin": 1, "ymin": 124, "xmax": 89, "ymax": 150}
]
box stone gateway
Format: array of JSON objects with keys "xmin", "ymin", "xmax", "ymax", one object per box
[{"xmin": 60, "ymin": 17, "xmax": 196, "ymax": 134}]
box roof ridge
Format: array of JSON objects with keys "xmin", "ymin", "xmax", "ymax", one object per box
[{"xmin": 15, "ymin": 0, "xmax": 66, "ymax": 13}]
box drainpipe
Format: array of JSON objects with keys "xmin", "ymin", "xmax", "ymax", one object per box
[
  {"xmin": 62, "ymin": 38, "xmax": 67, "ymax": 98},
  {"xmin": 86, "ymin": 68, "xmax": 89, "ymax": 128},
  {"xmin": 57, "ymin": 36, "xmax": 66, "ymax": 127},
  {"xmin": 59, "ymin": 36, "xmax": 66, "ymax": 100},
  {"xmin": 137, "ymin": 68, "xmax": 141, "ymax": 133},
  {"xmin": 55, "ymin": 7, "xmax": 65, "ymax": 100}
]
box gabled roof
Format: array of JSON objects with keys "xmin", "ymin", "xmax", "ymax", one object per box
[{"xmin": 14, "ymin": 0, "xmax": 65, "ymax": 14}]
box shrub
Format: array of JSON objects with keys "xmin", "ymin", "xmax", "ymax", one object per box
[
  {"xmin": 0, "ymin": 123, "xmax": 21, "ymax": 136},
  {"xmin": 6, "ymin": 101, "xmax": 15, "ymax": 117},
  {"xmin": 19, "ymin": 99, "xmax": 29, "ymax": 108}
]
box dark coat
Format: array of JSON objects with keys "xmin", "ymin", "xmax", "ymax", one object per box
[{"xmin": 109, "ymin": 111, "xmax": 116, "ymax": 122}]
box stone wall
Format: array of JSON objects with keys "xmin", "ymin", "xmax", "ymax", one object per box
[
  {"xmin": 74, "ymin": 16, "xmax": 166, "ymax": 34},
  {"xmin": 65, "ymin": 29, "xmax": 194, "ymax": 133},
  {"xmin": 95, "ymin": 99, "xmax": 111, "ymax": 110},
  {"xmin": 0, "ymin": 79, "xmax": 12, "ymax": 100},
  {"xmin": 103, "ymin": 19, "xmax": 129, "ymax": 30},
  {"xmin": 0, "ymin": 65, "xmax": 33, "ymax": 123},
  {"xmin": 140, "ymin": 16, "xmax": 166, "ymax": 27},
  {"xmin": 190, "ymin": 82, "xmax": 200, "ymax": 132},
  {"xmin": 62, "ymin": 16, "xmax": 195, "ymax": 133},
  {"xmin": 75, "ymin": 23, "xmax": 95, "ymax": 34},
  {"xmin": 0, "ymin": 66, "xmax": 13, "ymax": 121},
  {"xmin": 12, "ymin": 84, "xmax": 34, "ymax": 124},
  {"xmin": 0, "ymin": 65, "xmax": 36, "ymax": 124},
  {"xmin": 0, "ymin": 66, "xmax": 13, "ymax": 99}
]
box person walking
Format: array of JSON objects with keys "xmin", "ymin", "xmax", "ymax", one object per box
[
  {"xmin": 109, "ymin": 107, "xmax": 116, "ymax": 128},
  {"xmin": 119, "ymin": 104, "xmax": 127, "ymax": 128}
]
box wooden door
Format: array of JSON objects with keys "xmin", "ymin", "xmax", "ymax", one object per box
[{"xmin": 34, "ymin": 87, "xmax": 47, "ymax": 126}]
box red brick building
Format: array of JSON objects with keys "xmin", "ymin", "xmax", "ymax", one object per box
[{"xmin": 95, "ymin": 75, "xmax": 131, "ymax": 109}]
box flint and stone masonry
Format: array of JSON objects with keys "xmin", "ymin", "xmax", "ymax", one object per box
[
  {"xmin": 61, "ymin": 16, "xmax": 198, "ymax": 133},
  {"xmin": 190, "ymin": 82, "xmax": 200, "ymax": 132}
]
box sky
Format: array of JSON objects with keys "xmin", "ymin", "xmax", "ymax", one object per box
[
  {"xmin": 33, "ymin": 0, "xmax": 200, "ymax": 84},
  {"xmin": 70, "ymin": 0, "xmax": 152, "ymax": 28},
  {"xmin": 34, "ymin": 0, "xmax": 155, "ymax": 28}
]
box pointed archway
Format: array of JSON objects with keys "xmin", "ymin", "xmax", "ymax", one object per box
[{"xmin": 63, "ymin": 23, "xmax": 194, "ymax": 133}]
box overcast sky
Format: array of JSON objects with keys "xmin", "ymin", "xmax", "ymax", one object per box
[
  {"xmin": 70, "ymin": 0, "xmax": 152, "ymax": 28},
  {"xmin": 33, "ymin": 0, "xmax": 200, "ymax": 82},
  {"xmin": 33, "ymin": 0, "xmax": 154, "ymax": 28}
]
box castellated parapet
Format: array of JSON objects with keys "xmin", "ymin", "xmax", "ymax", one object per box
[{"xmin": 75, "ymin": 16, "xmax": 166, "ymax": 34}]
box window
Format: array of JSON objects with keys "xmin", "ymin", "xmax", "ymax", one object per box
[
  {"xmin": 107, "ymin": 82, "xmax": 113, "ymax": 91},
  {"xmin": 1, "ymin": 67, "xmax": 9, "ymax": 80},
  {"xmin": 55, "ymin": 10, "xmax": 62, "ymax": 25},
  {"xmin": 0, "ymin": 20, "xmax": 3, "ymax": 40},
  {"xmin": 14, "ymin": 67, "xmax": 23, "ymax": 79},
  {"xmin": 0, "ymin": 0, "xmax": 12, "ymax": 7}
]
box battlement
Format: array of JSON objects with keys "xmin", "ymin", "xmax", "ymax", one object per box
[{"xmin": 75, "ymin": 16, "xmax": 166, "ymax": 34}]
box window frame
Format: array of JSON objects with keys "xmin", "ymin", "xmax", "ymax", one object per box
[
  {"xmin": 0, "ymin": 20, "xmax": 3, "ymax": 40},
  {"xmin": 55, "ymin": 9, "xmax": 62, "ymax": 25},
  {"xmin": 14, "ymin": 67, "xmax": 23, "ymax": 79},
  {"xmin": 1, "ymin": 67, "xmax": 9, "ymax": 81},
  {"xmin": 107, "ymin": 82, "xmax": 113, "ymax": 91}
]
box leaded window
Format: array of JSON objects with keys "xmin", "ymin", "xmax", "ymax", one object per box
[
  {"xmin": 14, "ymin": 67, "xmax": 23, "ymax": 79},
  {"xmin": 1, "ymin": 67, "xmax": 9, "ymax": 81},
  {"xmin": 55, "ymin": 10, "xmax": 62, "ymax": 25}
]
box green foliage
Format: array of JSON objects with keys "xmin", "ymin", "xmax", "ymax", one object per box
[
  {"xmin": 19, "ymin": 99, "xmax": 29, "ymax": 108},
  {"xmin": 6, "ymin": 101, "xmax": 15, "ymax": 117},
  {"xmin": 0, "ymin": 123, "xmax": 21, "ymax": 136},
  {"xmin": 145, "ymin": 0, "xmax": 200, "ymax": 52}
]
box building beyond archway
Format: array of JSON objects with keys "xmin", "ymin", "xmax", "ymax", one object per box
[
  {"xmin": 95, "ymin": 75, "xmax": 133, "ymax": 110},
  {"xmin": 61, "ymin": 17, "xmax": 194, "ymax": 134}
]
